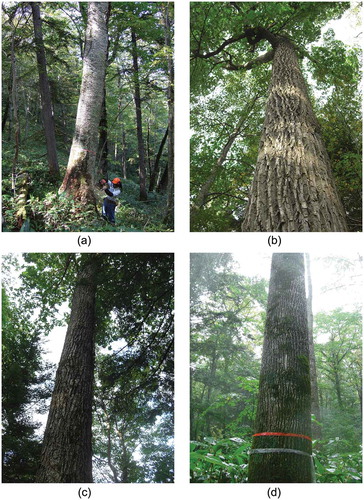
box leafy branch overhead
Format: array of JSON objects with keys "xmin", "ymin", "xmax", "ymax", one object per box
[{"xmin": 190, "ymin": 2, "xmax": 362, "ymax": 232}]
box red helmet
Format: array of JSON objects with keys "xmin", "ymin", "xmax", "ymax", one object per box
[{"xmin": 112, "ymin": 178, "xmax": 121, "ymax": 185}]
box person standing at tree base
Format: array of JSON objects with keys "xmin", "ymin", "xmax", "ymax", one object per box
[{"xmin": 100, "ymin": 178, "xmax": 122, "ymax": 224}]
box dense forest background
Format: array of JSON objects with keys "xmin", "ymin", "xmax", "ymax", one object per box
[
  {"xmin": 2, "ymin": 253, "xmax": 174, "ymax": 482},
  {"xmin": 190, "ymin": 253, "xmax": 362, "ymax": 482},
  {"xmin": 2, "ymin": 2, "xmax": 174, "ymax": 232},
  {"xmin": 190, "ymin": 2, "xmax": 362, "ymax": 232}
]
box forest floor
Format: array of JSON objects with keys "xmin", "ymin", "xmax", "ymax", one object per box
[{"xmin": 2, "ymin": 154, "xmax": 172, "ymax": 232}]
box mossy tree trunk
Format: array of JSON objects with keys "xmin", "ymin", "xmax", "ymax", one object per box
[
  {"xmin": 36, "ymin": 255, "xmax": 100, "ymax": 482},
  {"xmin": 59, "ymin": 2, "xmax": 109, "ymax": 205},
  {"xmin": 248, "ymin": 253, "xmax": 314, "ymax": 483}
]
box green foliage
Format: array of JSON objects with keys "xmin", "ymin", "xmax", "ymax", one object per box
[
  {"xmin": 2, "ymin": 2, "xmax": 173, "ymax": 231},
  {"xmin": 190, "ymin": 255, "xmax": 362, "ymax": 482},
  {"xmin": 190, "ymin": 437, "xmax": 250, "ymax": 483},
  {"xmin": 2, "ymin": 274, "xmax": 55, "ymax": 482},
  {"xmin": 190, "ymin": 2, "xmax": 361, "ymax": 231},
  {"xmin": 314, "ymin": 442, "xmax": 362, "ymax": 482},
  {"xmin": 190, "ymin": 254, "xmax": 267, "ymax": 442},
  {"xmin": 3, "ymin": 253, "xmax": 174, "ymax": 483}
]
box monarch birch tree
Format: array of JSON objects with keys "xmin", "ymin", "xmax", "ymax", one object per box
[{"xmin": 59, "ymin": 2, "xmax": 109, "ymax": 205}]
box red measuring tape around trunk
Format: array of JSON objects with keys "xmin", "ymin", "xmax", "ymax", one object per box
[{"xmin": 253, "ymin": 432, "xmax": 312, "ymax": 442}]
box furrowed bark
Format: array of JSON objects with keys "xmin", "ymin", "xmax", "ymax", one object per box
[
  {"xmin": 242, "ymin": 39, "xmax": 348, "ymax": 232},
  {"xmin": 248, "ymin": 253, "xmax": 314, "ymax": 483},
  {"xmin": 36, "ymin": 256, "xmax": 99, "ymax": 482}
]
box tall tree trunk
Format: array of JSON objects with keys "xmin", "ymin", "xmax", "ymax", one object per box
[
  {"xmin": 242, "ymin": 39, "xmax": 348, "ymax": 232},
  {"xmin": 305, "ymin": 254, "xmax": 321, "ymax": 439},
  {"xmin": 149, "ymin": 126, "xmax": 168, "ymax": 191},
  {"xmin": 36, "ymin": 255, "xmax": 99, "ymax": 482},
  {"xmin": 11, "ymin": 26, "xmax": 19, "ymax": 195},
  {"xmin": 121, "ymin": 126, "xmax": 127, "ymax": 179},
  {"xmin": 97, "ymin": 88, "xmax": 108, "ymax": 176},
  {"xmin": 31, "ymin": 2, "xmax": 59, "ymax": 178},
  {"xmin": 163, "ymin": 4, "xmax": 174, "ymax": 224},
  {"xmin": 131, "ymin": 29, "xmax": 148, "ymax": 201},
  {"xmin": 59, "ymin": 2, "xmax": 109, "ymax": 205},
  {"xmin": 2, "ymin": 66, "xmax": 12, "ymax": 133},
  {"xmin": 333, "ymin": 364, "xmax": 343, "ymax": 409},
  {"xmin": 248, "ymin": 253, "xmax": 313, "ymax": 483}
]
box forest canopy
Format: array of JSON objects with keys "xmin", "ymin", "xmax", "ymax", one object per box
[
  {"xmin": 190, "ymin": 253, "xmax": 362, "ymax": 482},
  {"xmin": 2, "ymin": 2, "xmax": 174, "ymax": 232},
  {"xmin": 190, "ymin": 2, "xmax": 362, "ymax": 232},
  {"xmin": 2, "ymin": 253, "xmax": 174, "ymax": 483}
]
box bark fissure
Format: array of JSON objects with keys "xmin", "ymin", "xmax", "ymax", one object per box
[
  {"xmin": 248, "ymin": 253, "xmax": 314, "ymax": 483},
  {"xmin": 36, "ymin": 257, "xmax": 99, "ymax": 483},
  {"xmin": 242, "ymin": 39, "xmax": 348, "ymax": 231}
]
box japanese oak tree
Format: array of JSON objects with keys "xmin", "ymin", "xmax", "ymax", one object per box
[{"xmin": 191, "ymin": 2, "xmax": 359, "ymax": 232}]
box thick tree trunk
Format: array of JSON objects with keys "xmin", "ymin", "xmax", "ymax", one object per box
[
  {"xmin": 248, "ymin": 253, "xmax": 313, "ymax": 483},
  {"xmin": 59, "ymin": 2, "xmax": 109, "ymax": 204},
  {"xmin": 131, "ymin": 29, "xmax": 148, "ymax": 202},
  {"xmin": 97, "ymin": 88, "xmax": 108, "ymax": 176},
  {"xmin": 242, "ymin": 39, "xmax": 348, "ymax": 232},
  {"xmin": 31, "ymin": 2, "xmax": 59, "ymax": 178},
  {"xmin": 36, "ymin": 256, "xmax": 99, "ymax": 482}
]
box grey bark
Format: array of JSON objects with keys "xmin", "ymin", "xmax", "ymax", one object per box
[
  {"xmin": 36, "ymin": 256, "xmax": 99, "ymax": 482},
  {"xmin": 31, "ymin": 2, "xmax": 59, "ymax": 177},
  {"xmin": 248, "ymin": 253, "xmax": 313, "ymax": 483},
  {"xmin": 242, "ymin": 39, "xmax": 348, "ymax": 232},
  {"xmin": 59, "ymin": 2, "xmax": 109, "ymax": 204},
  {"xmin": 97, "ymin": 88, "xmax": 108, "ymax": 176}
]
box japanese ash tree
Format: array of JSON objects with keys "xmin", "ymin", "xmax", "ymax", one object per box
[{"xmin": 248, "ymin": 253, "xmax": 313, "ymax": 482}]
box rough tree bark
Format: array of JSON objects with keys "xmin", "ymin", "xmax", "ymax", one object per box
[
  {"xmin": 59, "ymin": 2, "xmax": 109, "ymax": 204},
  {"xmin": 248, "ymin": 253, "xmax": 314, "ymax": 483},
  {"xmin": 36, "ymin": 255, "xmax": 99, "ymax": 482},
  {"xmin": 31, "ymin": 2, "xmax": 59, "ymax": 178},
  {"xmin": 242, "ymin": 38, "xmax": 348, "ymax": 232},
  {"xmin": 131, "ymin": 29, "xmax": 148, "ymax": 202}
]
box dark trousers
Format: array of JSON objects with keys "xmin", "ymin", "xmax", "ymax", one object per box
[{"xmin": 102, "ymin": 198, "xmax": 117, "ymax": 223}]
